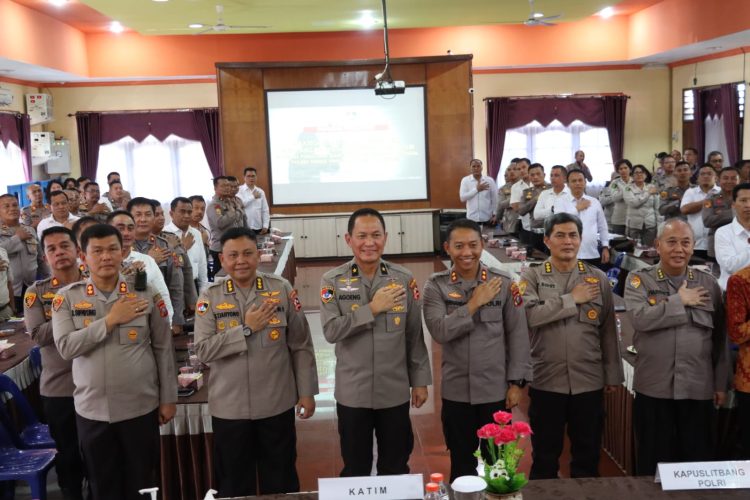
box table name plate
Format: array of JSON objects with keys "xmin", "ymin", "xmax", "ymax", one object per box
[
  {"xmin": 657, "ymin": 461, "xmax": 750, "ymax": 490},
  {"xmin": 318, "ymin": 474, "xmax": 423, "ymax": 499}
]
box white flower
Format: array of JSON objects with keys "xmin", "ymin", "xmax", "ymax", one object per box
[{"xmin": 489, "ymin": 464, "xmax": 509, "ymax": 480}]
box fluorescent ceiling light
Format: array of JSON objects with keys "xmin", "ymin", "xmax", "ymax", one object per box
[
  {"xmin": 598, "ymin": 6, "xmax": 614, "ymax": 19},
  {"xmin": 49, "ymin": 0, "xmax": 68, "ymax": 6},
  {"xmin": 109, "ymin": 21, "xmax": 125, "ymax": 33},
  {"xmin": 189, "ymin": 23, "xmax": 204, "ymax": 29},
  {"xmin": 356, "ymin": 11, "xmax": 378, "ymax": 29},
  {"xmin": 152, "ymin": 0, "xmax": 169, "ymax": 2}
]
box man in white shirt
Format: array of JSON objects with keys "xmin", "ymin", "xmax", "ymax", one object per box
[
  {"xmin": 510, "ymin": 158, "xmax": 531, "ymax": 241},
  {"xmin": 165, "ymin": 197, "xmax": 209, "ymax": 295},
  {"xmin": 534, "ymin": 165, "xmax": 571, "ymax": 222},
  {"xmin": 107, "ymin": 210, "xmax": 174, "ymax": 324},
  {"xmin": 459, "ymin": 159, "xmax": 497, "ymax": 225},
  {"xmin": 237, "ymin": 167, "xmax": 270, "ymax": 234},
  {"xmin": 554, "ymin": 169, "xmax": 610, "ymax": 267},
  {"xmin": 680, "ymin": 165, "xmax": 720, "ymax": 260},
  {"xmin": 715, "ymin": 183, "xmax": 750, "ymax": 290},
  {"xmin": 37, "ymin": 191, "xmax": 80, "ymax": 238}
]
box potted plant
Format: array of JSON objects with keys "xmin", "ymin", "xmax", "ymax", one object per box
[{"xmin": 474, "ymin": 411, "xmax": 532, "ymax": 499}]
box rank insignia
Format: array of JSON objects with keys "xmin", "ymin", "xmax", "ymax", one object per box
[
  {"xmin": 510, "ymin": 282, "xmax": 523, "ymax": 307},
  {"xmin": 178, "ymin": 254, "xmax": 184, "ymax": 266},
  {"xmin": 269, "ymin": 329, "xmax": 281, "ymax": 341},
  {"xmin": 216, "ymin": 302, "xmax": 236, "ymax": 310},
  {"xmin": 256, "ymin": 277, "xmax": 265, "ymax": 290},
  {"xmin": 119, "ymin": 282, "xmax": 128, "ymax": 294},
  {"xmin": 544, "ymin": 262, "xmax": 552, "ymax": 274},
  {"xmin": 149, "ymin": 235, "xmax": 156, "ymax": 244},
  {"xmin": 229, "ymin": 320, "xmax": 239, "ymax": 328},
  {"xmin": 408, "ymin": 278, "xmax": 420, "ymax": 300},
  {"xmin": 584, "ymin": 277, "xmax": 600, "ymax": 284},
  {"xmin": 289, "ymin": 289, "xmax": 302, "ymax": 312},
  {"xmin": 688, "ymin": 269, "xmax": 694, "ymax": 281},
  {"xmin": 157, "ymin": 300, "xmax": 168, "ymax": 318},
  {"xmin": 86, "ymin": 284, "xmax": 95, "ymax": 296},
  {"xmin": 391, "ymin": 304, "xmax": 405, "ymax": 312},
  {"xmin": 660, "ymin": 191, "xmax": 668, "ymax": 199},
  {"xmin": 126, "ymin": 293, "xmax": 137, "ymax": 299},
  {"xmin": 647, "ymin": 296, "xmax": 657, "ymax": 305},
  {"xmin": 79, "ymin": 264, "xmax": 87, "ymax": 274},
  {"xmin": 394, "ymin": 316, "xmax": 401, "ymax": 326},
  {"xmin": 217, "ymin": 320, "xmax": 225, "ymax": 330},
  {"xmin": 450, "ymin": 271, "xmax": 458, "ymax": 282},
  {"xmin": 127, "ymin": 329, "xmax": 138, "ymax": 341},
  {"xmin": 42, "ymin": 292, "xmax": 55, "ymax": 300},
  {"xmin": 480, "ymin": 269, "xmax": 488, "ymax": 282},
  {"xmin": 525, "ymin": 192, "xmax": 532, "ymax": 200},
  {"xmin": 587, "ymin": 309, "xmax": 598, "ymax": 320},
  {"xmin": 259, "ymin": 291, "xmax": 280, "ymax": 297},
  {"xmin": 448, "ymin": 291, "xmax": 463, "ymax": 299},
  {"xmin": 350, "ymin": 264, "xmax": 360, "ymax": 277},
  {"xmin": 704, "ymin": 200, "xmax": 712, "ymax": 208},
  {"xmin": 74, "ymin": 301, "xmax": 93, "ymax": 310},
  {"xmin": 24, "ymin": 292, "xmax": 37, "ymax": 308},
  {"xmin": 196, "ymin": 300, "xmax": 209, "ymax": 315},
  {"xmin": 52, "ymin": 294, "xmax": 64, "ymax": 312},
  {"xmin": 215, "ymin": 206, "xmax": 222, "ymax": 215},
  {"xmin": 630, "ymin": 275, "xmax": 641, "ymax": 288},
  {"xmin": 50, "ymin": 277, "xmax": 60, "ymax": 288},
  {"xmin": 517, "ymin": 280, "xmax": 527, "ymax": 295},
  {"xmin": 577, "ymin": 261, "xmax": 586, "ymax": 273},
  {"xmin": 225, "ymin": 280, "xmax": 235, "ymax": 293},
  {"xmin": 269, "ymin": 316, "xmax": 281, "ymax": 325},
  {"xmin": 320, "ymin": 286, "xmax": 335, "ymax": 304},
  {"xmin": 351, "ymin": 304, "xmax": 360, "ymax": 311},
  {"xmin": 656, "ymin": 268, "xmax": 665, "ymax": 280},
  {"xmin": 379, "ymin": 263, "xmax": 388, "ymax": 275}
]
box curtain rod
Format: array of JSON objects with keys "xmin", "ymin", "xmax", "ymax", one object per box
[
  {"xmin": 0, "ymin": 110, "xmax": 24, "ymax": 116},
  {"xmin": 66, "ymin": 107, "xmax": 217, "ymax": 117},
  {"xmin": 483, "ymin": 93, "xmax": 630, "ymax": 102}
]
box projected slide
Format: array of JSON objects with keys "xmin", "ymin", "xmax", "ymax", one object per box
[{"xmin": 266, "ymin": 87, "xmax": 428, "ymax": 205}]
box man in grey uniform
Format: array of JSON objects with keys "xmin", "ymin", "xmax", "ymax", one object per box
[
  {"xmin": 423, "ymin": 218, "xmax": 530, "ymax": 481},
  {"xmin": 658, "ymin": 161, "xmax": 693, "ymax": 220},
  {"xmin": 702, "ymin": 166, "xmax": 739, "ymax": 259},
  {"xmin": 207, "ymin": 176, "xmax": 247, "ymax": 278},
  {"xmin": 521, "ymin": 212, "xmax": 623, "ymax": 479},
  {"xmin": 52, "ymin": 224, "xmax": 177, "ymax": 500},
  {"xmin": 24, "ymin": 226, "xmax": 86, "ymax": 500},
  {"xmin": 624, "ymin": 219, "xmax": 729, "ymax": 475},
  {"xmin": 194, "ymin": 227, "xmax": 318, "ymax": 497},
  {"xmin": 320, "ymin": 208, "xmax": 431, "ymax": 477}
]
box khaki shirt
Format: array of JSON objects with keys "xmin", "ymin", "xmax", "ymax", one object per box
[
  {"xmin": 133, "ymin": 235, "xmax": 185, "ymax": 325},
  {"xmin": 607, "ymin": 178, "xmax": 630, "ymax": 226},
  {"xmin": 701, "ymin": 191, "xmax": 734, "ymax": 258},
  {"xmin": 51, "ymin": 274, "xmax": 177, "ymax": 423},
  {"xmin": 0, "ymin": 223, "xmax": 41, "ymax": 296},
  {"xmin": 194, "ymin": 273, "xmax": 318, "ymax": 420},
  {"xmin": 598, "ymin": 185, "xmax": 615, "ymax": 225},
  {"xmin": 320, "ymin": 259, "xmax": 432, "ymax": 409},
  {"xmin": 518, "ymin": 184, "xmax": 551, "ymax": 230},
  {"xmin": 653, "ymin": 173, "xmax": 677, "ymax": 191},
  {"xmin": 658, "ymin": 184, "xmax": 691, "ymax": 220},
  {"xmin": 623, "ymin": 266, "xmax": 730, "ymax": 400},
  {"xmin": 78, "ymin": 202, "xmax": 111, "ymax": 224},
  {"xmin": 496, "ymin": 182, "xmax": 517, "ymax": 233},
  {"xmin": 24, "ymin": 276, "xmax": 83, "ymax": 397},
  {"xmin": 207, "ymin": 196, "xmax": 247, "ymax": 252},
  {"xmin": 423, "ymin": 266, "xmax": 531, "ymax": 404},
  {"xmin": 160, "ymin": 231, "xmax": 197, "ymax": 308},
  {"xmin": 521, "ymin": 260, "xmax": 624, "ymax": 394},
  {"xmin": 623, "ymin": 183, "xmax": 659, "ymax": 230},
  {"xmin": 21, "ymin": 204, "xmax": 51, "ymax": 228}
]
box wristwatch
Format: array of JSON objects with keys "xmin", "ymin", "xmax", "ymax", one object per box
[
  {"xmin": 508, "ymin": 379, "xmax": 527, "ymax": 389},
  {"xmin": 243, "ymin": 326, "xmax": 253, "ymax": 337}
]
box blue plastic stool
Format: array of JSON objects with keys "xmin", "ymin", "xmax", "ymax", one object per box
[
  {"xmin": 0, "ymin": 375, "xmax": 54, "ymax": 450},
  {"xmin": 0, "ymin": 418, "xmax": 55, "ymax": 500}
]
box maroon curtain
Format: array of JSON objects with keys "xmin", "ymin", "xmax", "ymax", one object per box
[
  {"xmin": 719, "ymin": 83, "xmax": 740, "ymax": 165},
  {"xmin": 486, "ymin": 98, "xmax": 510, "ymax": 180},
  {"xmin": 100, "ymin": 111, "xmax": 199, "ymax": 144},
  {"xmin": 76, "ymin": 112, "xmax": 102, "ymax": 180},
  {"xmin": 0, "ymin": 113, "xmax": 32, "ymax": 182},
  {"xmin": 692, "ymin": 88, "xmax": 704, "ymax": 163},
  {"xmin": 603, "ymin": 96, "xmax": 627, "ymax": 165},
  {"xmin": 192, "ymin": 109, "xmax": 224, "ymax": 178},
  {"xmin": 485, "ymin": 95, "xmax": 627, "ymax": 176}
]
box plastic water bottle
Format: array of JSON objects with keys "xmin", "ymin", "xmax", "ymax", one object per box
[
  {"xmin": 615, "ymin": 313, "xmax": 622, "ymax": 343},
  {"xmin": 207, "ymin": 253, "xmax": 215, "ymax": 282},
  {"xmin": 424, "ymin": 482, "xmax": 440, "ymax": 500},
  {"xmin": 429, "ymin": 473, "xmax": 449, "ymax": 500}
]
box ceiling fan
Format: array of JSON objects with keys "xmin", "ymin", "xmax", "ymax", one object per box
[
  {"xmin": 192, "ymin": 5, "xmax": 269, "ymax": 34},
  {"xmin": 522, "ymin": 0, "xmax": 561, "ymax": 26}
]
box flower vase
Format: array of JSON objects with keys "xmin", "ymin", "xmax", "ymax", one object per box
[{"xmin": 484, "ymin": 491, "xmax": 523, "ymax": 500}]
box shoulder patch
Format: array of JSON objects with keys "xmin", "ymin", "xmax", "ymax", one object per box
[
  {"xmin": 24, "ymin": 291, "xmax": 37, "ymax": 308},
  {"xmin": 408, "ymin": 278, "xmax": 420, "ymax": 300},
  {"xmin": 704, "ymin": 200, "xmax": 712, "ymax": 208},
  {"xmin": 289, "ymin": 289, "xmax": 302, "ymax": 312},
  {"xmin": 196, "ymin": 300, "xmax": 209, "ymax": 315},
  {"xmin": 510, "ymin": 282, "xmax": 523, "ymax": 307},
  {"xmin": 52, "ymin": 294, "xmax": 65, "ymax": 312},
  {"xmin": 320, "ymin": 286, "xmax": 335, "ymax": 304}
]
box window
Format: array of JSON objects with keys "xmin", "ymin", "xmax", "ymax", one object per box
[
  {"xmin": 499, "ymin": 119, "xmax": 613, "ymax": 186},
  {"xmin": 97, "ymin": 134, "xmax": 214, "ymax": 206},
  {"xmin": 683, "ymin": 89, "xmax": 694, "ymax": 121},
  {"xmin": 0, "ymin": 141, "xmax": 27, "ymax": 195}
]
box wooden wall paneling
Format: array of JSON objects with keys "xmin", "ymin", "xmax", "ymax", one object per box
[
  {"xmin": 425, "ymin": 60, "xmax": 473, "ymax": 209},
  {"xmin": 263, "ymin": 63, "xmax": 426, "ymax": 90},
  {"xmin": 217, "ymin": 68, "xmax": 269, "ymax": 187}
]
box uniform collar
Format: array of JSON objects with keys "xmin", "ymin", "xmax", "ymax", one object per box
[
  {"xmin": 348, "ymin": 259, "xmax": 389, "ymax": 279},
  {"xmin": 450, "ymin": 265, "xmax": 488, "ymax": 284},
  {"xmin": 85, "ymin": 275, "xmax": 131, "ymax": 302},
  {"xmin": 654, "ymin": 266, "xmax": 695, "ymax": 282}
]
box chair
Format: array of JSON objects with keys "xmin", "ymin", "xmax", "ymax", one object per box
[
  {"xmin": 0, "ymin": 375, "xmax": 54, "ymax": 450},
  {"xmin": 0, "ymin": 418, "xmax": 56, "ymax": 500},
  {"xmin": 28, "ymin": 347, "xmax": 41, "ymax": 374}
]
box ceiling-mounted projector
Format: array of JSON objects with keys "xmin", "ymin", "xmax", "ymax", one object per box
[{"xmin": 374, "ymin": 80, "xmax": 405, "ymax": 96}]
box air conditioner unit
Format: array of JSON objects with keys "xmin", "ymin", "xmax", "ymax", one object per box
[
  {"xmin": 26, "ymin": 93, "xmax": 53, "ymax": 125},
  {"xmin": 31, "ymin": 132, "xmax": 53, "ymax": 162}
]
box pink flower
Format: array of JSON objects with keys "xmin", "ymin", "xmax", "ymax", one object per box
[
  {"xmin": 511, "ymin": 421, "xmax": 533, "ymax": 437},
  {"xmin": 477, "ymin": 423, "xmax": 502, "ymax": 439},
  {"xmin": 493, "ymin": 411, "xmax": 513, "ymax": 425},
  {"xmin": 494, "ymin": 427, "xmax": 518, "ymax": 445}
]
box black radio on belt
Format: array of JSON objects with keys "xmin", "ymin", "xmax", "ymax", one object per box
[{"xmin": 135, "ymin": 269, "xmax": 147, "ymax": 291}]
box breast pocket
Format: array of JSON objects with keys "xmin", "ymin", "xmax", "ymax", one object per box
[
  {"xmin": 479, "ymin": 306, "xmax": 502, "ymax": 323},
  {"xmin": 119, "ymin": 316, "xmax": 148, "ymax": 345},
  {"xmin": 690, "ymin": 307, "xmax": 714, "ymax": 330},
  {"xmin": 261, "ymin": 315, "xmax": 287, "ymax": 348},
  {"xmin": 579, "ymin": 295, "xmax": 603, "ymax": 326},
  {"xmin": 386, "ymin": 312, "xmax": 407, "ymax": 333}
]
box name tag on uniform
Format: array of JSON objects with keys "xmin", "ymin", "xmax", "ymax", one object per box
[
  {"xmin": 656, "ymin": 461, "xmax": 750, "ymax": 490},
  {"xmin": 318, "ymin": 474, "xmax": 423, "ymax": 499}
]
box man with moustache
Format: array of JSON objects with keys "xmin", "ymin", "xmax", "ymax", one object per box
[
  {"xmin": 659, "ymin": 161, "xmax": 693, "ymax": 220},
  {"xmin": 702, "ymin": 167, "xmax": 739, "ymax": 259},
  {"xmin": 37, "ymin": 191, "xmax": 80, "ymax": 237},
  {"xmin": 459, "ymin": 159, "xmax": 497, "ymax": 226},
  {"xmin": 21, "ymin": 183, "xmax": 51, "ymax": 229}
]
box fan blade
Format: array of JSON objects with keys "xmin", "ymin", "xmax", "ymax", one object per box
[
  {"xmin": 226, "ymin": 25, "xmax": 270, "ymax": 29},
  {"xmin": 537, "ymin": 20, "xmax": 556, "ymax": 26},
  {"xmin": 194, "ymin": 27, "xmax": 215, "ymax": 35},
  {"xmin": 539, "ymin": 14, "xmax": 561, "ymax": 21}
]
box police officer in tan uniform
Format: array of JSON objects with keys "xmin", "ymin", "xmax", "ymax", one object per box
[
  {"xmin": 207, "ymin": 176, "xmax": 247, "ymax": 277},
  {"xmin": 521, "ymin": 212, "xmax": 623, "ymax": 479},
  {"xmin": 24, "ymin": 226, "xmax": 86, "ymax": 500},
  {"xmin": 0, "ymin": 193, "xmax": 44, "ymax": 314},
  {"xmin": 517, "ymin": 164, "xmax": 551, "ymax": 252},
  {"xmin": 194, "ymin": 227, "xmax": 318, "ymax": 497},
  {"xmin": 78, "ymin": 182, "xmax": 111, "ymax": 224},
  {"xmin": 423, "ymin": 218, "xmax": 531, "ymax": 481},
  {"xmin": 702, "ymin": 166, "xmax": 739, "ymax": 258},
  {"xmin": 496, "ymin": 164, "xmax": 518, "ymax": 234},
  {"xmin": 21, "ymin": 183, "xmax": 51, "ymax": 229},
  {"xmin": 320, "ymin": 208, "xmax": 431, "ymax": 477},
  {"xmin": 128, "ymin": 197, "xmax": 186, "ymax": 333},
  {"xmin": 52, "ymin": 224, "xmax": 176, "ymax": 500},
  {"xmin": 624, "ymin": 219, "xmax": 730, "ymax": 475},
  {"xmin": 658, "ymin": 161, "xmax": 693, "ymax": 220}
]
